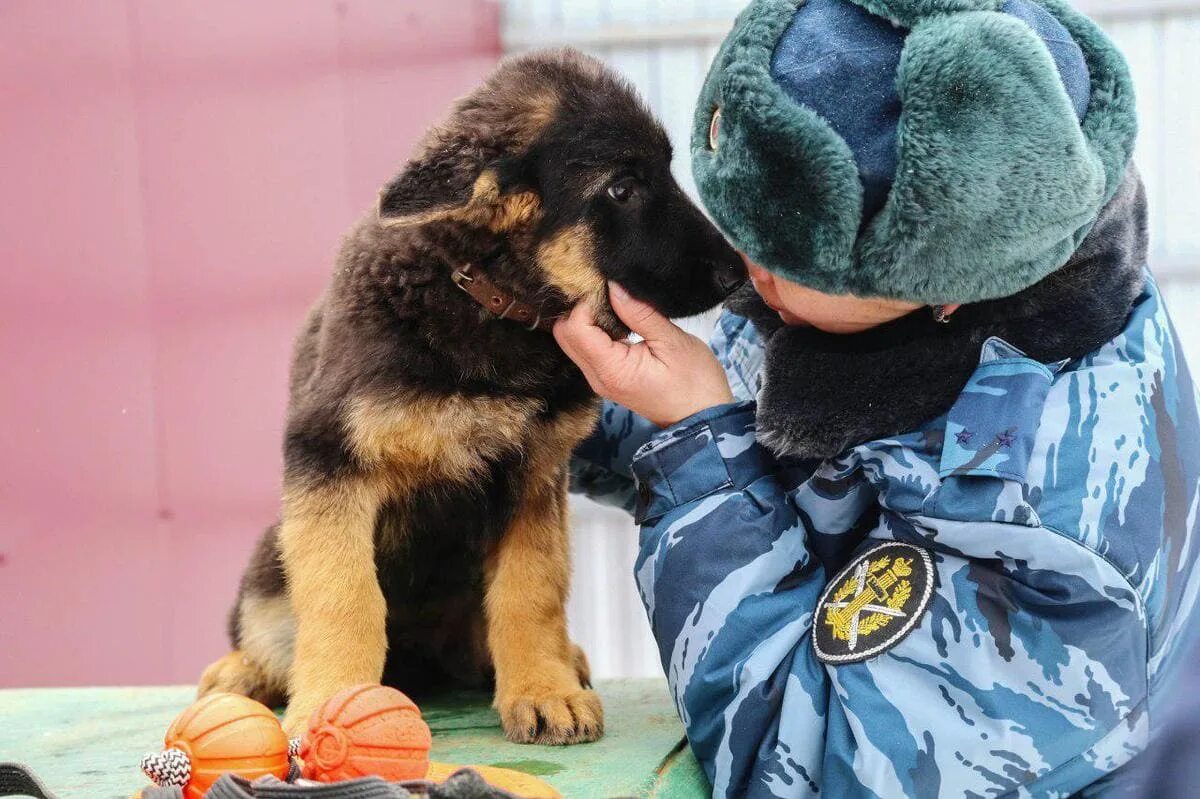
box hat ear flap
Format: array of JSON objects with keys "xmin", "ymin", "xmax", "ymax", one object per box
[
  {"xmin": 856, "ymin": 11, "xmax": 1106, "ymax": 303},
  {"xmin": 377, "ymin": 143, "xmax": 539, "ymax": 232}
]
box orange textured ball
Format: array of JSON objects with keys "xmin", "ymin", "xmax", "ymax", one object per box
[
  {"xmin": 300, "ymin": 684, "xmax": 432, "ymax": 782},
  {"xmin": 160, "ymin": 693, "xmax": 290, "ymax": 799}
]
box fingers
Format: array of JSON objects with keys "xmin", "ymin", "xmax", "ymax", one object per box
[
  {"xmin": 554, "ymin": 302, "xmax": 619, "ymax": 364},
  {"xmin": 608, "ymin": 282, "xmax": 680, "ymax": 344},
  {"xmin": 553, "ymin": 303, "xmax": 626, "ymax": 391}
]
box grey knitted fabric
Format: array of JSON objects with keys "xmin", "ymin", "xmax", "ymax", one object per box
[
  {"xmin": 137, "ymin": 788, "xmax": 186, "ymax": 799},
  {"xmin": 0, "ymin": 764, "xmax": 59, "ymax": 799},
  {"xmin": 205, "ymin": 775, "xmax": 408, "ymax": 798},
  {"xmin": 0, "ymin": 763, "xmax": 518, "ymax": 799},
  {"xmin": 202, "ymin": 769, "xmax": 517, "ymax": 799}
]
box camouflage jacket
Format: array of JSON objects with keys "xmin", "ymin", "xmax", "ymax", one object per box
[{"xmin": 571, "ymin": 275, "xmax": 1200, "ymax": 797}]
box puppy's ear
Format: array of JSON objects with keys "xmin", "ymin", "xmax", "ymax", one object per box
[{"xmin": 377, "ymin": 143, "xmax": 540, "ymax": 233}]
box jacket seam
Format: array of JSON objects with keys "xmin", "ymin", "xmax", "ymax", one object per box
[
  {"xmin": 633, "ymin": 406, "xmax": 754, "ymax": 463},
  {"xmin": 917, "ymin": 512, "xmax": 1152, "ymax": 738},
  {"xmin": 655, "ymin": 441, "xmax": 735, "ymax": 518},
  {"xmin": 992, "ymin": 694, "xmax": 1149, "ymax": 799},
  {"xmin": 936, "ymin": 466, "xmax": 1030, "ymax": 482},
  {"xmin": 1040, "ymin": 522, "xmax": 1153, "ymax": 708},
  {"xmin": 639, "ymin": 479, "xmax": 736, "ymax": 525},
  {"xmin": 915, "ymin": 513, "xmax": 1146, "ymax": 624},
  {"xmin": 913, "ymin": 517, "xmax": 1150, "ymax": 797},
  {"xmin": 1038, "ymin": 523, "xmax": 1149, "ymax": 633},
  {"xmin": 658, "ymin": 451, "xmax": 681, "ymax": 508}
]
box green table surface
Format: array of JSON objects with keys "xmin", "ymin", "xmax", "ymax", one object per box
[{"xmin": 0, "ymin": 680, "xmax": 708, "ymax": 799}]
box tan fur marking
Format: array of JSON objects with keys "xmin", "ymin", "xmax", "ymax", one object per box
[
  {"xmin": 485, "ymin": 403, "xmax": 604, "ymax": 744},
  {"xmin": 536, "ymin": 224, "xmax": 606, "ymax": 304},
  {"xmin": 279, "ymin": 476, "xmax": 387, "ymax": 735},
  {"xmin": 508, "ymin": 89, "xmax": 559, "ymax": 149},
  {"xmin": 491, "ymin": 190, "xmax": 543, "ymax": 232},
  {"xmin": 373, "ymin": 169, "xmax": 494, "ymax": 230},
  {"xmin": 346, "ymin": 393, "xmax": 539, "ymax": 489},
  {"xmin": 469, "ymin": 169, "xmax": 503, "ymax": 205},
  {"xmin": 374, "ymin": 183, "xmax": 435, "ymax": 228},
  {"xmin": 525, "ymin": 401, "xmax": 601, "ymax": 489},
  {"xmin": 237, "ymin": 595, "xmax": 296, "ymax": 684},
  {"xmin": 465, "ymin": 171, "xmax": 543, "ymax": 232},
  {"xmin": 376, "ymin": 173, "xmax": 542, "ymax": 233}
]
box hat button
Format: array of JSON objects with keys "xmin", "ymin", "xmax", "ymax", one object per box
[{"xmin": 708, "ymin": 107, "xmax": 721, "ymax": 151}]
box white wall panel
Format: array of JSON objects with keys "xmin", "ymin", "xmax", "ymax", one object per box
[
  {"xmin": 656, "ymin": 45, "xmax": 705, "ymax": 196},
  {"xmin": 504, "ymin": 0, "xmax": 1200, "ymax": 680},
  {"xmin": 526, "ymin": 0, "xmax": 560, "ymax": 31},
  {"xmin": 1163, "ymin": 284, "xmax": 1200, "ymax": 355},
  {"xmin": 1100, "ymin": 17, "xmax": 1168, "ymax": 262},
  {"xmin": 1160, "ymin": 15, "xmax": 1200, "ymax": 271}
]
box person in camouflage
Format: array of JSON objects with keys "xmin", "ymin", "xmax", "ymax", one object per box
[{"xmin": 553, "ymin": 0, "xmax": 1200, "ymax": 796}]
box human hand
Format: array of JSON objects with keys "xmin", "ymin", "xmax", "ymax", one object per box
[{"xmin": 553, "ymin": 282, "xmax": 734, "ymax": 428}]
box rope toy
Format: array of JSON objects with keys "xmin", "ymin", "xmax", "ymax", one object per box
[
  {"xmin": 138, "ymin": 748, "xmax": 191, "ymax": 789},
  {"xmin": 140, "ymin": 693, "xmax": 291, "ymax": 799}
]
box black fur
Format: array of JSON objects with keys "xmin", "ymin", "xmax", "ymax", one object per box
[
  {"xmin": 526, "ymin": 112, "xmax": 746, "ymax": 317},
  {"xmin": 374, "ymin": 456, "xmax": 525, "ymax": 692},
  {"xmin": 735, "ymin": 164, "xmax": 1149, "ymax": 459}
]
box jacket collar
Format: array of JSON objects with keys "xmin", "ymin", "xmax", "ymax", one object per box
[{"xmin": 732, "ymin": 165, "xmax": 1149, "ymax": 461}]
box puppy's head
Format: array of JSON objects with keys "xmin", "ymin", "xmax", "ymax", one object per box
[{"xmin": 377, "ymin": 49, "xmax": 745, "ymax": 334}]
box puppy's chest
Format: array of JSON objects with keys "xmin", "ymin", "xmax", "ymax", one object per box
[
  {"xmin": 364, "ymin": 393, "xmax": 600, "ymax": 594},
  {"xmin": 346, "ymin": 392, "xmax": 599, "ymax": 490}
]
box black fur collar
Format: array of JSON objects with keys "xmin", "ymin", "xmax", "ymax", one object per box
[{"xmin": 732, "ymin": 166, "xmax": 1149, "ymax": 460}]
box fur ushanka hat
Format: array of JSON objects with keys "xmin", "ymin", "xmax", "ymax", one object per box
[{"xmin": 694, "ymin": 0, "xmax": 1137, "ymax": 303}]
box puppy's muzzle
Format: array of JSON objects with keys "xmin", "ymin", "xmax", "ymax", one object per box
[{"xmin": 712, "ymin": 256, "xmax": 748, "ymax": 298}]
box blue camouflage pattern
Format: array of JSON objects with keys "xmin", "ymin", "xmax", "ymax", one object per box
[
  {"xmin": 940, "ymin": 338, "xmax": 1068, "ymax": 485},
  {"xmin": 571, "ymin": 273, "xmax": 1200, "ymax": 797}
]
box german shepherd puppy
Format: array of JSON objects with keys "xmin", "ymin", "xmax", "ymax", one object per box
[{"xmin": 197, "ymin": 49, "xmax": 744, "ymax": 745}]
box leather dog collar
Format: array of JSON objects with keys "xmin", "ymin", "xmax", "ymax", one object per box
[{"xmin": 451, "ymin": 264, "xmax": 558, "ymax": 332}]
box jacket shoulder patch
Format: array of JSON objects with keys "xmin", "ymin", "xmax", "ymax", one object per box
[{"xmin": 813, "ymin": 542, "xmax": 934, "ymax": 665}]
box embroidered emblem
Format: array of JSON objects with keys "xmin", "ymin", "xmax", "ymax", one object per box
[
  {"xmin": 996, "ymin": 429, "xmax": 1016, "ymax": 448},
  {"xmin": 955, "ymin": 429, "xmax": 974, "ymax": 445},
  {"xmin": 813, "ymin": 542, "xmax": 934, "ymax": 664}
]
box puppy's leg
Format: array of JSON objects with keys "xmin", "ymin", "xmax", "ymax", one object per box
[
  {"xmin": 569, "ymin": 642, "xmax": 593, "ymax": 689},
  {"xmin": 198, "ymin": 525, "xmax": 291, "ymax": 706},
  {"xmin": 278, "ymin": 477, "xmax": 387, "ymax": 736},
  {"xmin": 198, "ymin": 651, "xmax": 287, "ymax": 707},
  {"xmin": 487, "ymin": 469, "xmax": 602, "ymax": 745}
]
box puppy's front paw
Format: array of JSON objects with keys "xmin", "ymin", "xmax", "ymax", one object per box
[
  {"xmin": 498, "ymin": 687, "xmax": 604, "ymax": 745},
  {"xmin": 197, "ymin": 651, "xmax": 285, "ymax": 708},
  {"xmin": 281, "ymin": 693, "xmax": 325, "ymax": 738}
]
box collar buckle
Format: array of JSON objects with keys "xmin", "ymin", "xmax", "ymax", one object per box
[{"xmin": 451, "ymin": 264, "xmax": 475, "ymax": 290}]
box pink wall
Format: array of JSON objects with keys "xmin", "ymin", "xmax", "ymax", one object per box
[{"xmin": 0, "ymin": 1, "xmax": 501, "ymax": 687}]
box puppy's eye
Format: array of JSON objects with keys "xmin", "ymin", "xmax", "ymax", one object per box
[{"xmin": 606, "ymin": 178, "xmax": 638, "ymax": 203}]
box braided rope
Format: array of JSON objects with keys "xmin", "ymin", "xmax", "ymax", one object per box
[{"xmin": 140, "ymin": 748, "xmax": 191, "ymax": 788}]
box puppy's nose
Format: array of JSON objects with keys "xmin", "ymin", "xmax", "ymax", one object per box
[{"xmin": 714, "ymin": 258, "xmax": 748, "ymax": 297}]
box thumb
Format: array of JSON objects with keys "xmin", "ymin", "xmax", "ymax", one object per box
[
  {"xmin": 608, "ymin": 282, "xmax": 679, "ymax": 343},
  {"xmin": 554, "ymin": 301, "xmax": 625, "ymax": 370}
]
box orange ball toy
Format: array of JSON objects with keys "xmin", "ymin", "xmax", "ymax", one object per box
[
  {"xmin": 299, "ymin": 684, "xmax": 432, "ymax": 783},
  {"xmin": 141, "ymin": 693, "xmax": 290, "ymax": 799}
]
